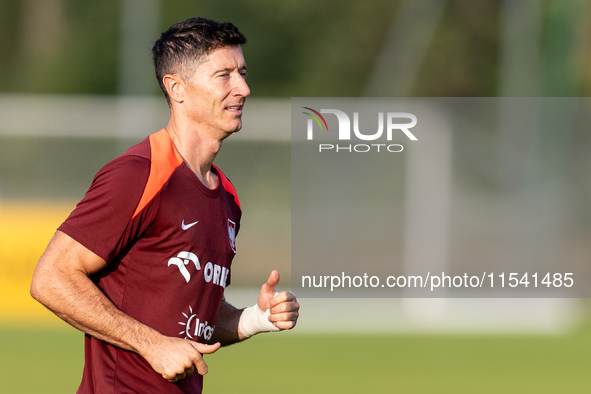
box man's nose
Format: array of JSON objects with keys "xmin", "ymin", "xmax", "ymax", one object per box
[{"xmin": 233, "ymin": 75, "xmax": 250, "ymax": 97}]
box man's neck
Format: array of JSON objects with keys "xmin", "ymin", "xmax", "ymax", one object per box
[{"xmin": 164, "ymin": 118, "xmax": 223, "ymax": 190}]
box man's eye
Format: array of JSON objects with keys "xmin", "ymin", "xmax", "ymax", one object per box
[{"xmin": 240, "ymin": 72, "xmax": 248, "ymax": 78}]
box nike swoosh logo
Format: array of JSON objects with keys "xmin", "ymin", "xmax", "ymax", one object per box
[{"xmin": 181, "ymin": 220, "xmax": 198, "ymax": 230}]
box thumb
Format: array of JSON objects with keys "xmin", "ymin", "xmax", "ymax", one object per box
[
  {"xmin": 258, "ymin": 270, "xmax": 280, "ymax": 311},
  {"xmin": 261, "ymin": 270, "xmax": 280, "ymax": 294},
  {"xmin": 191, "ymin": 342, "xmax": 221, "ymax": 355}
]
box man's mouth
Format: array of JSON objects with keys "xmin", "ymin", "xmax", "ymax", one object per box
[{"xmin": 225, "ymin": 104, "xmax": 244, "ymax": 113}]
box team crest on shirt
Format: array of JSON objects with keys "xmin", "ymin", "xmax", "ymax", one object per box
[{"xmin": 227, "ymin": 219, "xmax": 237, "ymax": 253}]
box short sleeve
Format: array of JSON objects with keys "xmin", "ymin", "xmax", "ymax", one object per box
[{"xmin": 58, "ymin": 155, "xmax": 151, "ymax": 263}]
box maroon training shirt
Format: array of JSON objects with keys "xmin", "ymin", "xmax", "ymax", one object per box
[{"xmin": 59, "ymin": 129, "xmax": 241, "ymax": 393}]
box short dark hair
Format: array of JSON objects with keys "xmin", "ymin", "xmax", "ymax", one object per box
[{"xmin": 152, "ymin": 17, "xmax": 247, "ymax": 106}]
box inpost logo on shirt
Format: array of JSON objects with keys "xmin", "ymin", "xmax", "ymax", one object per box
[
  {"xmin": 301, "ymin": 107, "xmax": 418, "ymax": 153},
  {"xmin": 178, "ymin": 305, "xmax": 215, "ymax": 341}
]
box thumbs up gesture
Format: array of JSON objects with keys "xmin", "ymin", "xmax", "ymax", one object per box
[{"xmin": 257, "ymin": 270, "xmax": 299, "ymax": 330}]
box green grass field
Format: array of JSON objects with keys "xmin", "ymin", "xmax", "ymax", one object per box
[{"xmin": 2, "ymin": 325, "xmax": 591, "ymax": 394}]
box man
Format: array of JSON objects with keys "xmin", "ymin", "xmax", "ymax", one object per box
[{"xmin": 30, "ymin": 17, "xmax": 299, "ymax": 393}]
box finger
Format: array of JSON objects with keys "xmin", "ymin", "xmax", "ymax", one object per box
[
  {"xmin": 192, "ymin": 341, "xmax": 221, "ymax": 355},
  {"xmin": 187, "ymin": 342, "xmax": 220, "ymax": 375},
  {"xmin": 193, "ymin": 354, "xmax": 209, "ymax": 375},
  {"xmin": 270, "ymin": 300, "xmax": 300, "ymax": 314},
  {"xmin": 268, "ymin": 311, "xmax": 299, "ymax": 323},
  {"xmin": 272, "ymin": 319, "xmax": 298, "ymax": 330},
  {"xmin": 164, "ymin": 367, "xmax": 184, "ymax": 382},
  {"xmin": 261, "ymin": 270, "xmax": 280, "ymax": 294},
  {"xmin": 186, "ymin": 364, "xmax": 196, "ymax": 377},
  {"xmin": 269, "ymin": 291, "xmax": 297, "ymax": 308}
]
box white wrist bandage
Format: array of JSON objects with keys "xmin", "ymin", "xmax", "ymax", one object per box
[{"xmin": 238, "ymin": 304, "xmax": 280, "ymax": 338}]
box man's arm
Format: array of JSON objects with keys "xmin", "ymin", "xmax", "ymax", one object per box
[
  {"xmin": 30, "ymin": 230, "xmax": 219, "ymax": 382},
  {"xmin": 211, "ymin": 270, "xmax": 300, "ymax": 346},
  {"xmin": 209, "ymin": 300, "xmax": 242, "ymax": 346}
]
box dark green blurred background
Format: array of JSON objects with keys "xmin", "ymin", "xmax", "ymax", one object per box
[{"xmin": 1, "ymin": 0, "xmax": 589, "ymax": 97}]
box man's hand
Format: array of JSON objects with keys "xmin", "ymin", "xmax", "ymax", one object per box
[
  {"xmin": 142, "ymin": 337, "xmax": 220, "ymax": 382},
  {"xmin": 216, "ymin": 270, "xmax": 300, "ymax": 342},
  {"xmin": 257, "ymin": 270, "xmax": 299, "ymax": 330}
]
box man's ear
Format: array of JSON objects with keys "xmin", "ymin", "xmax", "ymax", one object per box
[{"xmin": 163, "ymin": 74, "xmax": 185, "ymax": 104}]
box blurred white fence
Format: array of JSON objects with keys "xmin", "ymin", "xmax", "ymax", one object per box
[{"xmin": 0, "ymin": 94, "xmax": 291, "ymax": 141}]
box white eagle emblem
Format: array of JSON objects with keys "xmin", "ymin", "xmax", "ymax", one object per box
[{"xmin": 227, "ymin": 219, "xmax": 237, "ymax": 253}]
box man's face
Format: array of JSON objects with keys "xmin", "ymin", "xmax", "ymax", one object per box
[{"xmin": 181, "ymin": 45, "xmax": 250, "ymax": 138}]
